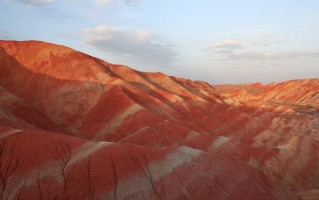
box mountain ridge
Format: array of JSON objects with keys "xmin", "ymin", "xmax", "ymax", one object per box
[{"xmin": 0, "ymin": 40, "xmax": 318, "ymax": 200}]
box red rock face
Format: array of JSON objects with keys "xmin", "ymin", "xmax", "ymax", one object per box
[{"xmin": 0, "ymin": 40, "xmax": 318, "ymax": 199}]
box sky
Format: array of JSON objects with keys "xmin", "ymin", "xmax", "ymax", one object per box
[{"xmin": 0, "ymin": 0, "xmax": 319, "ymax": 84}]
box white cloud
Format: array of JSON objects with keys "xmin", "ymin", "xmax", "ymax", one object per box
[
  {"xmin": 125, "ymin": 0, "xmax": 140, "ymax": 6},
  {"xmin": 7, "ymin": 0, "xmax": 53, "ymax": 6},
  {"xmin": 249, "ymin": 32, "xmax": 284, "ymax": 47},
  {"xmin": 209, "ymin": 49, "xmax": 319, "ymax": 61},
  {"xmin": 205, "ymin": 36, "xmax": 319, "ymax": 61},
  {"xmin": 222, "ymin": 50, "xmax": 319, "ymax": 60},
  {"xmin": 95, "ymin": 0, "xmax": 115, "ymax": 6},
  {"xmin": 206, "ymin": 33, "xmax": 284, "ymax": 51},
  {"xmin": 94, "ymin": 0, "xmax": 140, "ymax": 6},
  {"xmin": 207, "ymin": 39, "xmax": 244, "ymax": 50},
  {"xmin": 85, "ymin": 26, "xmax": 177, "ymax": 67}
]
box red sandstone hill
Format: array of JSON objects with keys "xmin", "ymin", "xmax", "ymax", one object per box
[{"xmin": 0, "ymin": 40, "xmax": 318, "ymax": 200}]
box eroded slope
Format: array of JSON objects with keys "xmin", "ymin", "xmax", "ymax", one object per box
[{"xmin": 0, "ymin": 40, "xmax": 318, "ymax": 199}]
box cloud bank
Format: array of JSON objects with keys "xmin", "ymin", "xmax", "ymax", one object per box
[
  {"xmin": 95, "ymin": 0, "xmax": 140, "ymax": 6},
  {"xmin": 85, "ymin": 26, "xmax": 177, "ymax": 67},
  {"xmin": 125, "ymin": 0, "xmax": 140, "ymax": 6},
  {"xmin": 206, "ymin": 37, "xmax": 319, "ymax": 61},
  {"xmin": 207, "ymin": 39, "xmax": 244, "ymax": 50},
  {"xmin": 7, "ymin": 0, "xmax": 53, "ymax": 6},
  {"xmin": 216, "ymin": 50, "xmax": 319, "ymax": 60},
  {"xmin": 95, "ymin": 0, "xmax": 114, "ymax": 6}
]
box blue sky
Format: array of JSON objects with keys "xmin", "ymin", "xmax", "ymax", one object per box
[{"xmin": 0, "ymin": 0, "xmax": 319, "ymax": 84}]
